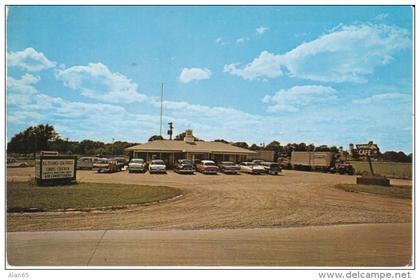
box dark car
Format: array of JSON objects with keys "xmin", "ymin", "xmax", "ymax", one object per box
[
  {"xmin": 218, "ymin": 161, "xmax": 241, "ymax": 174},
  {"xmin": 261, "ymin": 162, "xmax": 282, "ymax": 175},
  {"xmin": 113, "ymin": 157, "xmax": 129, "ymax": 169},
  {"xmin": 333, "ymin": 162, "xmax": 355, "ymax": 175},
  {"xmin": 174, "ymin": 159, "xmax": 195, "ymax": 174},
  {"xmin": 95, "ymin": 159, "xmax": 120, "ymax": 173}
]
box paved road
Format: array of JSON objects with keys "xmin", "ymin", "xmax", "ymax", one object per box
[{"xmin": 7, "ymin": 223, "xmax": 412, "ymax": 267}]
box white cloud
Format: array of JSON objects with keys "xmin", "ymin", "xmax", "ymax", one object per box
[
  {"xmin": 225, "ymin": 24, "xmax": 411, "ymax": 83},
  {"xmin": 179, "ymin": 67, "xmax": 212, "ymax": 83},
  {"xmin": 148, "ymin": 98, "xmax": 264, "ymax": 141},
  {"xmin": 7, "ymin": 74, "xmax": 40, "ymax": 95},
  {"xmin": 236, "ymin": 37, "xmax": 250, "ymax": 44},
  {"xmin": 7, "ymin": 74, "xmax": 41, "ymax": 107},
  {"xmin": 7, "ymin": 48, "xmax": 56, "ymax": 71},
  {"xmin": 7, "ymin": 88, "xmax": 160, "ymax": 141},
  {"xmin": 215, "ymin": 37, "xmax": 228, "ymax": 45},
  {"xmin": 224, "ymin": 51, "xmax": 283, "ymax": 80},
  {"xmin": 352, "ymin": 93, "xmax": 411, "ymax": 104},
  {"xmin": 55, "ymin": 63, "xmax": 148, "ymax": 103},
  {"xmin": 256, "ymin": 26, "xmax": 269, "ymax": 35},
  {"xmin": 263, "ymin": 85, "xmax": 337, "ymax": 112}
]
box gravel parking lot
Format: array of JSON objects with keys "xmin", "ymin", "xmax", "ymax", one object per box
[{"xmin": 7, "ymin": 168, "xmax": 412, "ymax": 232}]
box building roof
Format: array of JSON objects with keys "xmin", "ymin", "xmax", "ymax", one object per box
[{"xmin": 125, "ymin": 140, "xmax": 255, "ymax": 154}]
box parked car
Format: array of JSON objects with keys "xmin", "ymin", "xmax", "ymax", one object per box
[
  {"xmin": 261, "ymin": 162, "xmax": 282, "ymax": 175},
  {"xmin": 113, "ymin": 157, "xmax": 129, "ymax": 169},
  {"xmin": 218, "ymin": 161, "xmax": 240, "ymax": 174},
  {"xmin": 174, "ymin": 159, "xmax": 195, "ymax": 174},
  {"xmin": 251, "ymin": 159, "xmax": 264, "ymax": 165},
  {"xmin": 128, "ymin": 158, "xmax": 147, "ymax": 173},
  {"xmin": 94, "ymin": 159, "xmax": 120, "ymax": 173},
  {"xmin": 240, "ymin": 162, "xmax": 266, "ymax": 175},
  {"xmin": 148, "ymin": 159, "xmax": 167, "ymax": 174},
  {"xmin": 196, "ymin": 160, "xmax": 219, "ymax": 174},
  {"xmin": 77, "ymin": 157, "xmax": 99, "ymax": 170},
  {"xmin": 93, "ymin": 158, "xmax": 110, "ymax": 171},
  {"xmin": 333, "ymin": 162, "xmax": 355, "ymax": 175}
]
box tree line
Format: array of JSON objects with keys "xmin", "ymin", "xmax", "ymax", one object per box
[
  {"xmin": 7, "ymin": 124, "xmax": 138, "ymax": 156},
  {"xmin": 7, "ymin": 124, "xmax": 413, "ymax": 163}
]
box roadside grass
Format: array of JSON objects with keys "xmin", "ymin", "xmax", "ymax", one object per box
[
  {"xmin": 349, "ymin": 161, "xmax": 412, "ymax": 179},
  {"xmin": 335, "ymin": 184, "xmax": 411, "ymax": 199},
  {"xmin": 7, "ymin": 181, "xmax": 183, "ymax": 212}
]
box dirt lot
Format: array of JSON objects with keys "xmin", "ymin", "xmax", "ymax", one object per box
[{"xmin": 7, "ymin": 168, "xmax": 412, "ymax": 232}]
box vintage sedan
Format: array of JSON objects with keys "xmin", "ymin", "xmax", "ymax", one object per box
[
  {"xmin": 77, "ymin": 157, "xmax": 99, "ymax": 170},
  {"xmin": 261, "ymin": 162, "xmax": 282, "ymax": 175},
  {"xmin": 128, "ymin": 158, "xmax": 147, "ymax": 173},
  {"xmin": 196, "ymin": 160, "xmax": 219, "ymax": 174},
  {"xmin": 94, "ymin": 159, "xmax": 120, "ymax": 173},
  {"xmin": 218, "ymin": 161, "xmax": 241, "ymax": 174},
  {"xmin": 148, "ymin": 159, "xmax": 167, "ymax": 174},
  {"xmin": 113, "ymin": 157, "xmax": 129, "ymax": 169},
  {"xmin": 93, "ymin": 158, "xmax": 110, "ymax": 171},
  {"xmin": 240, "ymin": 162, "xmax": 266, "ymax": 175},
  {"xmin": 174, "ymin": 159, "xmax": 195, "ymax": 174}
]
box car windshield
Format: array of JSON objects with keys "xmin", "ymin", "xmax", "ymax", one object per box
[
  {"xmin": 131, "ymin": 159, "xmax": 144, "ymax": 163},
  {"xmin": 203, "ymin": 162, "xmax": 216, "ymax": 166},
  {"xmin": 180, "ymin": 160, "xmax": 192, "ymax": 164},
  {"xmin": 152, "ymin": 160, "xmax": 164, "ymax": 164},
  {"xmin": 97, "ymin": 160, "xmax": 108, "ymax": 164},
  {"xmin": 222, "ymin": 162, "xmax": 234, "ymax": 165}
]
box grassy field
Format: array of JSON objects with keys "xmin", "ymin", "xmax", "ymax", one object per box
[
  {"xmin": 7, "ymin": 181, "xmax": 182, "ymax": 212},
  {"xmin": 349, "ymin": 161, "xmax": 412, "ymax": 179},
  {"xmin": 335, "ymin": 184, "xmax": 412, "ymax": 199}
]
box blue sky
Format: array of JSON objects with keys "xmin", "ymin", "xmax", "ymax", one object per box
[{"xmin": 6, "ymin": 6, "xmax": 413, "ymax": 152}]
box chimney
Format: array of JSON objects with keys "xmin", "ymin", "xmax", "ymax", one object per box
[
  {"xmin": 184, "ymin": 129, "xmax": 195, "ymax": 143},
  {"xmin": 349, "ymin": 143, "xmax": 354, "ymax": 156}
]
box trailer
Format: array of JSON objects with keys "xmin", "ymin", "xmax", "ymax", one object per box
[{"xmin": 291, "ymin": 151, "xmax": 354, "ymax": 174}]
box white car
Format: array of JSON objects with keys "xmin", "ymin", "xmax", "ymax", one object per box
[
  {"xmin": 240, "ymin": 162, "xmax": 266, "ymax": 175},
  {"xmin": 148, "ymin": 159, "xmax": 167, "ymax": 174},
  {"xmin": 92, "ymin": 158, "xmax": 110, "ymax": 171},
  {"xmin": 77, "ymin": 157, "xmax": 99, "ymax": 170},
  {"xmin": 128, "ymin": 158, "xmax": 146, "ymax": 173}
]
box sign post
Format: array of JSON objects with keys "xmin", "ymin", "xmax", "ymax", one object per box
[{"xmin": 35, "ymin": 155, "xmax": 77, "ymax": 185}]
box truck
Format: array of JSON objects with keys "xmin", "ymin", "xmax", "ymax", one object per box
[{"xmin": 291, "ymin": 151, "xmax": 354, "ymax": 175}]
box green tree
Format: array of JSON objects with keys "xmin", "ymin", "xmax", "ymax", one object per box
[
  {"xmin": 249, "ymin": 144, "xmax": 261, "ymax": 151},
  {"xmin": 78, "ymin": 140, "xmax": 105, "ymax": 155},
  {"xmin": 381, "ymin": 151, "xmax": 412, "ymax": 163},
  {"xmin": 148, "ymin": 135, "xmax": 164, "ymax": 142},
  {"xmin": 214, "ymin": 139, "xmax": 229, "ymax": 144},
  {"xmin": 265, "ymin": 141, "xmax": 284, "ymax": 161},
  {"xmin": 315, "ymin": 145, "xmax": 330, "ymax": 152},
  {"xmin": 329, "ymin": 146, "xmax": 339, "ymax": 153},
  {"xmin": 232, "ymin": 142, "xmax": 249, "ymax": 149},
  {"xmin": 7, "ymin": 124, "xmax": 58, "ymax": 155}
]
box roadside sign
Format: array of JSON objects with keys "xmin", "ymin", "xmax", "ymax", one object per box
[{"xmin": 35, "ymin": 155, "xmax": 77, "ymax": 185}]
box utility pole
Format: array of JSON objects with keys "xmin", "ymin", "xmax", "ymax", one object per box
[{"xmin": 160, "ymin": 83, "xmax": 163, "ymax": 136}]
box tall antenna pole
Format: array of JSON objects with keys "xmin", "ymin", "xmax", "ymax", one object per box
[{"xmin": 160, "ymin": 83, "xmax": 163, "ymax": 136}]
